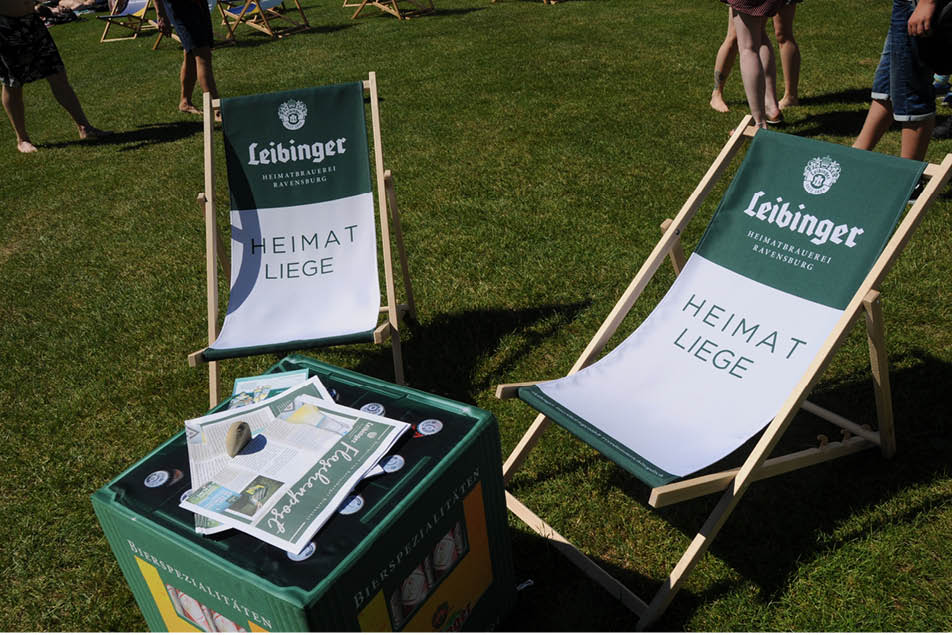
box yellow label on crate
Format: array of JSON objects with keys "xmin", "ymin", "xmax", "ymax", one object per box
[
  {"xmin": 357, "ymin": 483, "xmax": 493, "ymax": 632},
  {"xmin": 135, "ymin": 556, "xmax": 267, "ymax": 632}
]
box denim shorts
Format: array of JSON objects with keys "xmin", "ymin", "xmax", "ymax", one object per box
[
  {"xmin": 871, "ymin": 0, "xmax": 935, "ymax": 121},
  {"xmin": 165, "ymin": 0, "xmax": 214, "ymax": 52}
]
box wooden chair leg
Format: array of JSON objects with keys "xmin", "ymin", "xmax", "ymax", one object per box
[
  {"xmin": 863, "ymin": 290, "xmax": 895, "ymax": 457},
  {"xmin": 503, "ymin": 412, "xmax": 552, "ymax": 484},
  {"xmin": 385, "ymin": 171, "xmax": 417, "ymax": 323},
  {"xmin": 659, "ymin": 218, "xmax": 686, "ymax": 275}
]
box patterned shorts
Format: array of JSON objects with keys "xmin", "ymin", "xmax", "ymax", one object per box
[{"xmin": 0, "ymin": 13, "xmax": 65, "ymax": 88}]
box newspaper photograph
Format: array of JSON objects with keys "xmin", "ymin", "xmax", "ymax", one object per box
[
  {"xmin": 227, "ymin": 369, "xmax": 309, "ymax": 409},
  {"xmin": 181, "ymin": 378, "xmax": 410, "ymax": 552}
]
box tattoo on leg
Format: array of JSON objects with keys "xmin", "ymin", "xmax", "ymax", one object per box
[{"xmin": 714, "ymin": 71, "xmax": 727, "ymax": 91}]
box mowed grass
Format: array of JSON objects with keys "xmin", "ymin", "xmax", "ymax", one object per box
[{"xmin": 2, "ymin": 0, "xmax": 952, "ymax": 631}]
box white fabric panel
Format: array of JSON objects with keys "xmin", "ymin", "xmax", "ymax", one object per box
[
  {"xmin": 536, "ymin": 253, "xmax": 841, "ymax": 478},
  {"xmin": 211, "ymin": 192, "xmax": 379, "ymax": 351}
]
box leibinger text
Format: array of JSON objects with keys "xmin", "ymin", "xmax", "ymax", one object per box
[
  {"xmin": 247, "ymin": 137, "xmax": 347, "ymax": 166},
  {"xmin": 672, "ymin": 293, "xmax": 808, "ymax": 379},
  {"xmin": 742, "ymin": 191, "xmax": 864, "ymax": 248}
]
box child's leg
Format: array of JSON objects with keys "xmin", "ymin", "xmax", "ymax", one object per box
[
  {"xmin": 900, "ymin": 119, "xmax": 935, "ymax": 161},
  {"xmin": 853, "ymin": 98, "xmax": 894, "ymax": 152}
]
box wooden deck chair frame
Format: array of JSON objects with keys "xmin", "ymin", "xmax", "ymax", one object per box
[
  {"xmin": 189, "ymin": 72, "xmax": 417, "ymax": 409},
  {"xmin": 99, "ymin": 0, "xmax": 158, "ymax": 43},
  {"xmin": 219, "ymin": 0, "xmax": 309, "ymax": 40},
  {"xmin": 495, "ymin": 116, "xmax": 952, "ymax": 629},
  {"xmin": 345, "ymin": 0, "xmax": 433, "ymax": 20}
]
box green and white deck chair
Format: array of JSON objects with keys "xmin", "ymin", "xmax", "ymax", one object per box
[
  {"xmin": 99, "ymin": 0, "xmax": 157, "ymax": 43},
  {"xmin": 189, "ymin": 73, "xmax": 416, "ymax": 408},
  {"xmin": 219, "ymin": 0, "xmax": 308, "ymax": 41},
  {"xmin": 495, "ymin": 117, "xmax": 952, "ymax": 629},
  {"xmin": 344, "ymin": 0, "xmax": 433, "ymax": 20}
]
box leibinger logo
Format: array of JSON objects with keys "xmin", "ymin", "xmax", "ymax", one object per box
[
  {"xmin": 742, "ymin": 190, "xmax": 864, "ymax": 248},
  {"xmin": 244, "ymin": 98, "xmax": 347, "ymax": 168},
  {"xmin": 278, "ymin": 99, "xmax": 307, "ymax": 130},
  {"xmin": 802, "ymin": 155, "xmax": 841, "ymax": 195}
]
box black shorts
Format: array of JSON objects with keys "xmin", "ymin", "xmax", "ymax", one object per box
[{"xmin": 0, "ymin": 13, "xmax": 66, "ymax": 88}]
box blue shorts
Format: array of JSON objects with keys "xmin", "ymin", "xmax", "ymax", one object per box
[
  {"xmin": 165, "ymin": 0, "xmax": 214, "ymax": 52},
  {"xmin": 871, "ymin": 0, "xmax": 935, "ymax": 122}
]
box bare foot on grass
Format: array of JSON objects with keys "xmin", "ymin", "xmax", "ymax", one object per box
[
  {"xmin": 78, "ymin": 124, "xmax": 113, "ymax": 139},
  {"xmin": 17, "ymin": 140, "xmax": 37, "ymax": 153},
  {"xmin": 778, "ymin": 96, "xmax": 799, "ymax": 110},
  {"xmin": 710, "ymin": 90, "xmax": 730, "ymax": 113},
  {"xmin": 179, "ymin": 103, "xmax": 202, "ymax": 115}
]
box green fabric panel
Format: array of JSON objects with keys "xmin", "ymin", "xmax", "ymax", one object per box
[
  {"xmin": 519, "ymin": 385, "xmax": 678, "ymax": 488},
  {"xmin": 221, "ymin": 82, "xmax": 372, "ymax": 211},
  {"xmin": 203, "ymin": 329, "xmax": 375, "ymax": 362},
  {"xmin": 696, "ymin": 130, "xmax": 925, "ymax": 310}
]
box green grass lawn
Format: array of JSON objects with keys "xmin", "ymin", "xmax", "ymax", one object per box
[{"xmin": 2, "ymin": 0, "xmax": 952, "ymax": 631}]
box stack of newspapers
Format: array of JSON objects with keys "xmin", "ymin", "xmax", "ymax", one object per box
[{"xmin": 180, "ymin": 371, "xmax": 410, "ymax": 555}]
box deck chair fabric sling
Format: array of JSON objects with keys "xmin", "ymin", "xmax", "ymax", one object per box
[
  {"xmin": 219, "ymin": 0, "xmax": 308, "ymax": 40},
  {"xmin": 99, "ymin": 0, "xmax": 157, "ymax": 42},
  {"xmin": 496, "ymin": 118, "xmax": 952, "ymax": 628},
  {"xmin": 190, "ymin": 73, "xmax": 416, "ymax": 408}
]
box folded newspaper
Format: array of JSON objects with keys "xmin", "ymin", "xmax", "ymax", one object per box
[{"xmin": 181, "ymin": 376, "xmax": 410, "ymax": 553}]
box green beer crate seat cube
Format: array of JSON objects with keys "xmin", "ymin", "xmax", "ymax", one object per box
[
  {"xmin": 93, "ymin": 355, "xmax": 515, "ymax": 632},
  {"xmin": 496, "ymin": 118, "xmax": 952, "ymax": 629}
]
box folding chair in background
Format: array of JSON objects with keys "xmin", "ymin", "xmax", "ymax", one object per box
[
  {"xmin": 98, "ymin": 0, "xmax": 157, "ymax": 43},
  {"xmin": 495, "ymin": 117, "xmax": 952, "ymax": 629},
  {"xmin": 219, "ymin": 0, "xmax": 309, "ymax": 41},
  {"xmin": 345, "ymin": 0, "xmax": 433, "ymax": 20},
  {"xmin": 189, "ymin": 72, "xmax": 416, "ymax": 408}
]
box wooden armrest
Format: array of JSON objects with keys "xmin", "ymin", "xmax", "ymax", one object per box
[
  {"xmin": 495, "ymin": 381, "xmax": 543, "ymax": 400},
  {"xmin": 188, "ymin": 348, "xmax": 208, "ymax": 367}
]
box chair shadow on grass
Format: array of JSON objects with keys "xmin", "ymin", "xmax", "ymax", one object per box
[
  {"xmin": 285, "ymin": 300, "xmax": 590, "ymax": 404},
  {"xmin": 499, "ymin": 348, "xmax": 952, "ymax": 630},
  {"xmin": 39, "ymin": 121, "xmax": 203, "ymax": 152},
  {"xmin": 220, "ymin": 23, "xmax": 355, "ymax": 49}
]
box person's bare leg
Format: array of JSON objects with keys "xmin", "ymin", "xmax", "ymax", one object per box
[
  {"xmin": 192, "ymin": 46, "xmax": 220, "ymax": 121},
  {"xmin": 179, "ymin": 52, "xmax": 201, "ymax": 114},
  {"xmin": 853, "ymin": 98, "xmax": 894, "ymax": 151},
  {"xmin": 756, "ymin": 18, "xmax": 780, "ymax": 122},
  {"xmin": 711, "ymin": 9, "xmax": 737, "ymax": 113},
  {"xmin": 46, "ymin": 71, "xmax": 109, "ymax": 139},
  {"xmin": 733, "ymin": 10, "xmax": 770, "ymax": 127},
  {"xmin": 2, "ymin": 84, "xmax": 36, "ymax": 152},
  {"xmin": 774, "ymin": 3, "xmax": 800, "ymax": 110},
  {"xmin": 900, "ymin": 118, "xmax": 935, "ymax": 160}
]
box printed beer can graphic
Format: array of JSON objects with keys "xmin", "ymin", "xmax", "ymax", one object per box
[
  {"xmin": 165, "ymin": 584, "xmax": 184, "ymax": 616},
  {"xmin": 388, "ymin": 587, "xmax": 405, "ymax": 628},
  {"xmin": 212, "ymin": 610, "xmax": 247, "ymax": 632},
  {"xmin": 431, "ymin": 528, "xmax": 460, "ymax": 578},
  {"xmin": 453, "ymin": 520, "xmax": 468, "ymax": 554},
  {"xmin": 399, "ymin": 563, "xmax": 431, "ymax": 616},
  {"xmin": 177, "ymin": 590, "xmax": 213, "ymax": 631},
  {"xmin": 422, "ymin": 554, "xmax": 436, "ymax": 587}
]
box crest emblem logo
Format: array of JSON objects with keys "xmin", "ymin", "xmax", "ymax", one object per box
[
  {"xmin": 802, "ymin": 155, "xmax": 841, "ymax": 195},
  {"xmin": 277, "ymin": 99, "xmax": 307, "ymax": 131}
]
